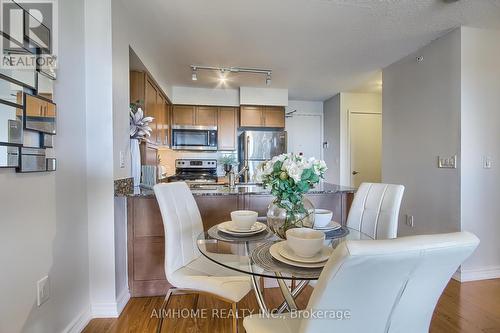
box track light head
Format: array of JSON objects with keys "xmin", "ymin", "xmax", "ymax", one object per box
[{"xmin": 266, "ymin": 73, "xmax": 272, "ymax": 86}]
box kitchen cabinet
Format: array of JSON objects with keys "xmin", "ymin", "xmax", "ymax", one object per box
[
  {"xmin": 240, "ymin": 105, "xmax": 285, "ymax": 128},
  {"xmin": 127, "ymin": 197, "xmax": 171, "ymax": 297},
  {"xmin": 217, "ymin": 107, "xmax": 238, "ymax": 151},
  {"xmin": 195, "ymin": 106, "xmax": 217, "ymax": 126},
  {"xmin": 264, "ymin": 106, "xmax": 285, "ymax": 128},
  {"xmin": 172, "ymin": 105, "xmax": 217, "ymax": 127},
  {"xmin": 130, "ymin": 70, "xmax": 171, "ymax": 147},
  {"xmin": 145, "ymin": 78, "xmax": 159, "ymax": 144},
  {"xmin": 172, "ymin": 105, "xmax": 195, "ymax": 126}
]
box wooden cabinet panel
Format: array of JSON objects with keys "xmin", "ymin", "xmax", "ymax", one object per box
[
  {"xmin": 130, "ymin": 71, "xmax": 145, "ymax": 105},
  {"xmin": 164, "ymin": 101, "xmax": 171, "ymax": 146},
  {"xmin": 172, "ymin": 105, "xmax": 195, "ymax": 126},
  {"xmin": 131, "ymin": 198, "xmax": 163, "ymax": 237},
  {"xmin": 217, "ymin": 107, "xmax": 238, "ymax": 150},
  {"xmin": 245, "ymin": 194, "xmax": 274, "ymax": 216},
  {"xmin": 156, "ymin": 94, "xmax": 165, "ymax": 146},
  {"xmin": 133, "ymin": 237, "xmax": 166, "ymax": 281},
  {"xmin": 145, "ymin": 78, "xmax": 159, "ymax": 144},
  {"xmin": 264, "ymin": 106, "xmax": 285, "ymax": 128},
  {"xmin": 240, "ymin": 106, "xmax": 263, "ymax": 127},
  {"xmin": 194, "ymin": 196, "xmax": 240, "ymax": 230},
  {"xmin": 195, "ymin": 106, "xmax": 217, "ymax": 126}
]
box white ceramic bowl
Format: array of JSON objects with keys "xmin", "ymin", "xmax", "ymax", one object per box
[
  {"xmin": 286, "ymin": 228, "xmax": 325, "ymax": 258},
  {"xmin": 314, "ymin": 209, "xmax": 333, "ymax": 228},
  {"xmin": 230, "ymin": 210, "xmax": 258, "ymax": 230}
]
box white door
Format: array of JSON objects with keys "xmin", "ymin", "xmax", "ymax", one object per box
[
  {"xmin": 349, "ymin": 112, "xmax": 382, "ymax": 187},
  {"xmin": 285, "ymin": 114, "xmax": 322, "ymax": 160}
]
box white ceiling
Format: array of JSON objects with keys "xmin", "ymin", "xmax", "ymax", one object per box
[{"xmin": 121, "ymin": 0, "xmax": 500, "ymax": 101}]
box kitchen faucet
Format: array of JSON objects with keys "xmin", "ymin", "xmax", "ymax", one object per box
[{"xmin": 228, "ymin": 165, "xmax": 248, "ymax": 189}]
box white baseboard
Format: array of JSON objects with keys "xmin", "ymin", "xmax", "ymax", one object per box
[
  {"xmin": 62, "ymin": 307, "xmax": 92, "ymax": 333},
  {"xmin": 91, "ymin": 302, "xmax": 119, "ymax": 318},
  {"xmin": 453, "ymin": 266, "xmax": 500, "ymax": 282},
  {"xmin": 116, "ymin": 289, "xmax": 131, "ymax": 315}
]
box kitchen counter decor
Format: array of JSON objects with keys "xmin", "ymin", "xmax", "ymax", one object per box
[
  {"xmin": 130, "ymin": 105, "xmax": 153, "ymax": 187},
  {"xmin": 256, "ymin": 153, "xmax": 327, "ymax": 239}
]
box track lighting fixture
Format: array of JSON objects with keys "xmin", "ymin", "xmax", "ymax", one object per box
[{"xmin": 190, "ymin": 65, "xmax": 272, "ymax": 86}]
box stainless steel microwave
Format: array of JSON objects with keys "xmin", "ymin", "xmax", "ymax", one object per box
[{"xmin": 171, "ymin": 125, "xmax": 218, "ymax": 151}]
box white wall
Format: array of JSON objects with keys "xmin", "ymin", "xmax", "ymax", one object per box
[
  {"xmin": 240, "ymin": 87, "xmax": 288, "ymax": 106},
  {"xmin": 112, "ymin": 0, "xmax": 175, "ymax": 179},
  {"xmin": 382, "ymin": 29, "xmax": 462, "ymax": 237},
  {"xmin": 323, "ymin": 94, "xmax": 341, "ymax": 184},
  {"xmin": 85, "ymin": 0, "xmax": 118, "ymax": 317},
  {"xmin": 460, "ymin": 27, "xmax": 500, "ymax": 279},
  {"xmin": 0, "ymin": 0, "xmax": 90, "ymax": 332},
  {"xmin": 172, "ymin": 86, "xmax": 239, "ymax": 106}
]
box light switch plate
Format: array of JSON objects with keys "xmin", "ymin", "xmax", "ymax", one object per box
[
  {"xmin": 438, "ymin": 155, "xmax": 457, "ymax": 169},
  {"xmin": 37, "ymin": 276, "xmax": 50, "ymax": 307},
  {"xmin": 119, "ymin": 151, "xmax": 125, "ymax": 168},
  {"xmin": 483, "ymin": 156, "xmax": 492, "ymax": 169}
]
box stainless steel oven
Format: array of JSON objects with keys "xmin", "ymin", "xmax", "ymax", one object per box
[{"xmin": 171, "ymin": 125, "xmax": 217, "ymax": 151}]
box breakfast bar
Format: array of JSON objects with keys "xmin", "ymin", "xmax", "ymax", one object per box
[{"xmin": 121, "ymin": 183, "xmax": 355, "ymax": 297}]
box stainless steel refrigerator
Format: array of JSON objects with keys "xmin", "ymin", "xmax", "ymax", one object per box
[{"xmin": 238, "ymin": 130, "xmax": 287, "ymax": 183}]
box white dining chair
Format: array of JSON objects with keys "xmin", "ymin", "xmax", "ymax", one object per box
[
  {"xmin": 347, "ymin": 182, "xmax": 405, "ymax": 239},
  {"xmin": 243, "ymin": 231, "xmax": 479, "ymax": 333},
  {"xmin": 154, "ymin": 182, "xmax": 252, "ymax": 333}
]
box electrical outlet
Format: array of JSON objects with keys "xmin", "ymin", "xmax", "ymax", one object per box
[
  {"xmin": 405, "ymin": 215, "xmax": 414, "ymax": 228},
  {"xmin": 119, "ymin": 151, "xmax": 125, "ymax": 169},
  {"xmin": 483, "ymin": 156, "xmax": 492, "ymax": 169},
  {"xmin": 37, "ymin": 276, "xmax": 50, "ymax": 307},
  {"xmin": 438, "ymin": 155, "xmax": 457, "ymax": 169}
]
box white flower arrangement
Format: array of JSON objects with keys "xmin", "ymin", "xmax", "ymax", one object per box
[
  {"xmin": 256, "ymin": 153, "xmax": 327, "ymax": 185},
  {"xmin": 130, "ymin": 107, "xmax": 154, "ymax": 140},
  {"xmin": 257, "ymin": 153, "xmax": 327, "ymax": 235}
]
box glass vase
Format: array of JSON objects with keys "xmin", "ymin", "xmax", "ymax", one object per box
[{"xmin": 267, "ymin": 196, "xmax": 315, "ymax": 239}]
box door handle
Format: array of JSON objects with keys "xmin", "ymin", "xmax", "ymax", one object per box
[{"xmin": 352, "ymin": 171, "xmax": 359, "ymax": 175}]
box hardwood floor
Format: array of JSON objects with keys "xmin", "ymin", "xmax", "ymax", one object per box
[{"xmin": 83, "ymin": 279, "xmax": 500, "ymax": 333}]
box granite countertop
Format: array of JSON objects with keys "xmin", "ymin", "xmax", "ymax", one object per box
[{"xmin": 118, "ymin": 182, "xmax": 355, "ymax": 198}]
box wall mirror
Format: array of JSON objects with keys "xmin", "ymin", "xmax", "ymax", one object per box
[
  {"xmin": 0, "ymin": 145, "xmax": 19, "ymax": 168},
  {"xmin": 24, "ymin": 94, "xmax": 56, "ymax": 134},
  {"xmin": 0, "ymin": 100, "xmax": 23, "ymax": 145},
  {"xmin": 0, "ymin": 68, "xmax": 36, "ymax": 90},
  {"xmin": 0, "ymin": 76, "xmax": 24, "ymax": 105},
  {"xmin": 37, "ymin": 71, "xmax": 53, "ymax": 100}
]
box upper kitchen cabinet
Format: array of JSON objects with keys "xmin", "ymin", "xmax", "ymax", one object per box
[
  {"xmin": 217, "ymin": 107, "xmax": 238, "ymax": 151},
  {"xmin": 195, "ymin": 106, "xmax": 217, "ymax": 126},
  {"xmin": 240, "ymin": 105, "xmax": 285, "ymax": 128},
  {"xmin": 263, "ymin": 106, "xmax": 285, "ymax": 128},
  {"xmin": 172, "ymin": 105, "xmax": 217, "ymax": 127},
  {"xmin": 130, "ymin": 70, "xmax": 171, "ymax": 147},
  {"xmin": 172, "ymin": 105, "xmax": 195, "ymax": 126}
]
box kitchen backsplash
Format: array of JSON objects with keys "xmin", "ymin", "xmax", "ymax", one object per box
[{"xmin": 158, "ymin": 148, "xmax": 238, "ymax": 177}]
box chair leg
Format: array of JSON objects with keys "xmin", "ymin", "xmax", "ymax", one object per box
[
  {"xmin": 231, "ymin": 301, "xmax": 238, "ymax": 333},
  {"xmin": 157, "ymin": 288, "xmax": 176, "ymax": 333},
  {"xmin": 259, "ymin": 277, "xmax": 266, "ymax": 298}
]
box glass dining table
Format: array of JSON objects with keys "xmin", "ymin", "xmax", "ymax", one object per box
[{"xmin": 196, "ymin": 222, "xmax": 373, "ymax": 314}]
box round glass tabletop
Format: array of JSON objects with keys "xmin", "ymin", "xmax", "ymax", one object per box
[{"xmin": 196, "ymin": 225, "xmax": 373, "ymax": 280}]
